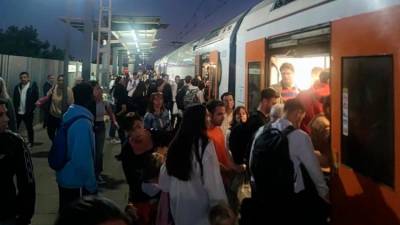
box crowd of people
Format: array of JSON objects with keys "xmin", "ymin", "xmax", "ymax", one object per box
[{"xmin": 0, "ymin": 62, "xmax": 332, "ymax": 225}]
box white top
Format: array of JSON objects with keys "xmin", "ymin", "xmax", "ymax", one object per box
[
  {"xmin": 126, "ymin": 79, "xmax": 139, "ymax": 97},
  {"xmin": 221, "ymin": 112, "xmax": 233, "ymax": 137},
  {"xmin": 250, "ymin": 118, "xmax": 329, "ymax": 199},
  {"xmin": 159, "ymin": 141, "xmax": 227, "ymax": 225},
  {"xmin": 18, "ymin": 82, "xmax": 30, "ymax": 115},
  {"xmin": 109, "ymin": 79, "xmax": 115, "ymax": 90},
  {"xmin": 170, "ymin": 80, "xmax": 177, "ymax": 102}
]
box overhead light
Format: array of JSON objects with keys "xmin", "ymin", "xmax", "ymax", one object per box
[
  {"xmin": 131, "ymin": 30, "xmax": 138, "ymax": 41},
  {"xmin": 112, "ymin": 31, "xmax": 120, "ymax": 39}
]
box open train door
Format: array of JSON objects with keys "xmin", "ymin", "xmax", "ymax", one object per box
[
  {"xmin": 245, "ymin": 38, "xmax": 267, "ymax": 112},
  {"xmin": 331, "ymin": 5, "xmax": 400, "ymax": 225}
]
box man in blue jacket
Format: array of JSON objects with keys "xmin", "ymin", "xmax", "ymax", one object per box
[{"xmin": 56, "ymin": 82, "xmax": 97, "ymax": 212}]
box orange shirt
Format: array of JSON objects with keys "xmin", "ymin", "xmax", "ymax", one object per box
[{"xmin": 207, "ymin": 126, "xmax": 230, "ymax": 169}]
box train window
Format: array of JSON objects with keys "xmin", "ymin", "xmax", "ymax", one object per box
[
  {"xmin": 341, "ymin": 55, "xmax": 394, "ymax": 188},
  {"xmin": 272, "ymin": 0, "xmax": 296, "ymax": 10},
  {"xmin": 248, "ymin": 62, "xmax": 261, "ymax": 112}
]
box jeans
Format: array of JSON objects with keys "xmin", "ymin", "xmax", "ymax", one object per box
[
  {"xmin": 46, "ymin": 114, "xmax": 61, "ymax": 141},
  {"xmin": 58, "ymin": 186, "xmax": 91, "ymax": 212},
  {"xmin": 94, "ymin": 121, "xmax": 106, "ymax": 177},
  {"xmin": 16, "ymin": 112, "xmax": 34, "ymax": 144}
]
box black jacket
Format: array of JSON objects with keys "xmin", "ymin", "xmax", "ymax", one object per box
[
  {"xmin": 0, "ymin": 130, "xmax": 35, "ymax": 225},
  {"xmin": 13, "ymin": 82, "xmax": 39, "ymax": 115}
]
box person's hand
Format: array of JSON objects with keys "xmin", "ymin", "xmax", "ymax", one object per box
[
  {"xmin": 113, "ymin": 121, "xmax": 120, "ymax": 129},
  {"xmin": 125, "ymin": 203, "xmax": 138, "ymax": 221}
]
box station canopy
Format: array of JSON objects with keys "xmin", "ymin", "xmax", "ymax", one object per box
[{"xmin": 60, "ymin": 15, "xmax": 168, "ymax": 60}]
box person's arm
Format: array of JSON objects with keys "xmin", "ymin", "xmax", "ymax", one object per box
[
  {"xmin": 69, "ymin": 119, "xmax": 97, "ymax": 193},
  {"xmin": 32, "ymin": 83, "xmax": 39, "ymax": 107},
  {"xmin": 15, "ymin": 136, "xmax": 36, "ymax": 225},
  {"xmin": 203, "ymin": 142, "xmax": 228, "ymax": 206},
  {"xmin": 296, "ymin": 132, "xmax": 329, "ymax": 201},
  {"xmin": 105, "ymin": 101, "xmax": 118, "ymax": 127},
  {"xmin": 6, "ymin": 99, "xmax": 18, "ymax": 132},
  {"xmin": 67, "ymin": 88, "xmax": 74, "ymax": 105}
]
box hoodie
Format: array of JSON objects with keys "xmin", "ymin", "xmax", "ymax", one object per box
[{"xmin": 56, "ymin": 104, "xmax": 97, "ymax": 193}]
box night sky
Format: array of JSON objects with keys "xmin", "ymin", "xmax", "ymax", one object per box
[{"xmin": 0, "ymin": 0, "xmax": 262, "ymax": 63}]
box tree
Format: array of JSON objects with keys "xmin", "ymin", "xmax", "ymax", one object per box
[{"xmin": 0, "ymin": 25, "xmax": 66, "ymax": 60}]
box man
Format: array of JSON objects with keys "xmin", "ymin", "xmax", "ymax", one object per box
[
  {"xmin": 43, "ymin": 74, "xmax": 55, "ymax": 96},
  {"xmin": 158, "ymin": 74, "xmax": 173, "ymax": 113},
  {"xmin": 220, "ymin": 92, "xmax": 235, "ymax": 136},
  {"xmin": 206, "ymin": 100, "xmax": 243, "ymax": 180},
  {"xmin": 56, "ymin": 83, "xmax": 97, "ymax": 212},
  {"xmin": 271, "ymin": 63, "xmax": 299, "ymax": 102},
  {"xmin": 207, "ymin": 100, "xmax": 245, "ymax": 211},
  {"xmin": 126, "ymin": 72, "xmax": 147, "ymax": 116},
  {"xmin": 247, "ymin": 88, "xmax": 279, "ymax": 139},
  {"xmin": 13, "ymin": 72, "xmax": 39, "ymax": 147},
  {"xmin": 250, "ymin": 99, "xmax": 329, "ymax": 224},
  {"xmin": 0, "ymin": 98, "xmax": 36, "ymax": 225}
]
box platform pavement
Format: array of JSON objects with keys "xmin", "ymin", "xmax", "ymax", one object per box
[{"xmin": 27, "ymin": 126, "xmax": 129, "ymax": 225}]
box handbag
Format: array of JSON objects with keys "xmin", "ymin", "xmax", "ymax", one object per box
[{"xmin": 35, "ymin": 95, "xmax": 51, "ymax": 108}]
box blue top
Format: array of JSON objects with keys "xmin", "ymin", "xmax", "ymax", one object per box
[
  {"xmin": 56, "ymin": 104, "xmax": 97, "ymax": 193},
  {"xmin": 144, "ymin": 110, "xmax": 171, "ymax": 131}
]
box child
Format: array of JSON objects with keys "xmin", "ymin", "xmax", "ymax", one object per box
[{"xmin": 209, "ymin": 202, "xmax": 237, "ymax": 225}]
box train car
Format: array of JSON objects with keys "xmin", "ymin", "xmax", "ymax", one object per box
[
  {"xmin": 193, "ymin": 12, "xmax": 246, "ymax": 100},
  {"xmin": 236, "ymin": 1, "xmax": 400, "ymax": 224},
  {"xmin": 156, "ymin": 1, "xmax": 400, "ymax": 223},
  {"xmin": 154, "ymin": 40, "xmax": 198, "ymax": 77}
]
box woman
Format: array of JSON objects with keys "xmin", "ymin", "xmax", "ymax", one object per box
[
  {"xmin": 90, "ymin": 81, "xmax": 118, "ymax": 183},
  {"xmin": 120, "ymin": 113, "xmax": 169, "ymax": 225},
  {"xmin": 159, "ymin": 104, "xmax": 227, "ymax": 225},
  {"xmin": 227, "ymin": 106, "xmax": 250, "ymax": 165},
  {"xmin": 0, "ymin": 77, "xmax": 17, "ymax": 132},
  {"xmin": 47, "ymin": 75, "xmax": 74, "ymax": 141},
  {"xmin": 143, "ymin": 92, "xmax": 171, "ymax": 131}
]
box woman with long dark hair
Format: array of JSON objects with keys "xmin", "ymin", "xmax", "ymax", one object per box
[
  {"xmin": 143, "ymin": 92, "xmax": 171, "ymax": 131},
  {"xmin": 159, "ymin": 104, "xmax": 227, "ymax": 225}
]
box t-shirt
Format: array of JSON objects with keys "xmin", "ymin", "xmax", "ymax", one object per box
[{"xmin": 207, "ymin": 127, "xmax": 230, "ymax": 169}]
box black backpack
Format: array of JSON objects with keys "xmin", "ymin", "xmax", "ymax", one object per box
[
  {"xmin": 176, "ymin": 85, "xmax": 188, "ymax": 110},
  {"xmin": 250, "ymin": 124, "xmax": 295, "ymax": 202}
]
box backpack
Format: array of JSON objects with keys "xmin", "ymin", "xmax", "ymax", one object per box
[
  {"xmin": 250, "ymin": 124, "xmax": 295, "ymax": 201},
  {"xmin": 183, "ymin": 88, "xmax": 200, "ymax": 109},
  {"xmin": 48, "ymin": 115, "xmax": 91, "ymax": 171},
  {"xmin": 176, "ymin": 86, "xmax": 188, "ymax": 110}
]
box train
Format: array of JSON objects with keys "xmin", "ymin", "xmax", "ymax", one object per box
[{"xmin": 155, "ymin": 0, "xmax": 400, "ymax": 224}]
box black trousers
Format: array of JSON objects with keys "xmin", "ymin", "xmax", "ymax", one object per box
[
  {"xmin": 46, "ymin": 114, "xmax": 61, "ymax": 141},
  {"xmin": 16, "ymin": 112, "xmax": 34, "ymax": 144},
  {"xmin": 58, "ymin": 186, "xmax": 91, "ymax": 212}
]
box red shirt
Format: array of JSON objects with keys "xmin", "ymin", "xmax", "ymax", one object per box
[{"xmin": 207, "ymin": 127, "xmax": 230, "ymax": 169}]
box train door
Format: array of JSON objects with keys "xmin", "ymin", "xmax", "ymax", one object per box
[
  {"xmin": 199, "ymin": 51, "xmax": 221, "ymax": 100},
  {"xmin": 245, "ymin": 38, "xmax": 266, "ymax": 113},
  {"xmin": 330, "ymin": 6, "xmax": 400, "ymax": 225},
  {"xmin": 266, "ymin": 25, "xmax": 331, "ymax": 92}
]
